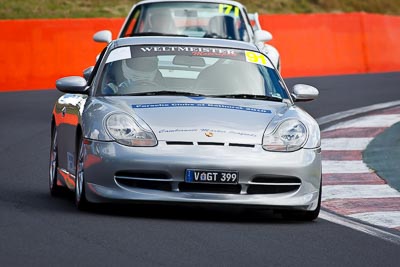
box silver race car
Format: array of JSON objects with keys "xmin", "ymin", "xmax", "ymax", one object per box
[
  {"xmin": 93, "ymin": 0, "xmax": 281, "ymax": 71},
  {"xmin": 50, "ymin": 37, "xmax": 321, "ymax": 220}
]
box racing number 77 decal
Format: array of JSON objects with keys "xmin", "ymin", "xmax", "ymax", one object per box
[{"xmin": 219, "ymin": 4, "xmax": 240, "ymax": 17}]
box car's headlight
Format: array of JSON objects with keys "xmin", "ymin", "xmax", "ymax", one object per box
[
  {"xmin": 263, "ymin": 119, "xmax": 307, "ymax": 152},
  {"xmin": 105, "ymin": 113, "xmax": 157, "ymax": 146}
]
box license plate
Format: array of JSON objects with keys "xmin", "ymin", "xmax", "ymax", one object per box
[{"xmin": 185, "ymin": 169, "xmax": 239, "ymax": 184}]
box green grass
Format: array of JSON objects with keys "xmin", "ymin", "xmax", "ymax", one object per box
[
  {"xmin": 246, "ymin": 0, "xmax": 400, "ymax": 15},
  {"xmin": 363, "ymin": 121, "xmax": 400, "ymax": 191},
  {"xmin": 0, "ymin": 0, "xmax": 133, "ymax": 19},
  {"xmin": 1, "ymin": 0, "xmax": 400, "ymax": 19}
]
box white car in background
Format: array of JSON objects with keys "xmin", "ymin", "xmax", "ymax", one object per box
[{"xmin": 93, "ymin": 0, "xmax": 281, "ymax": 71}]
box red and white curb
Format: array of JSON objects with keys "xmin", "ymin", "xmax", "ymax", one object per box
[{"xmin": 321, "ymin": 106, "xmax": 400, "ymax": 231}]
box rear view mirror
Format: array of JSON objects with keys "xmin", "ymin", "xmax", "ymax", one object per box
[
  {"xmin": 173, "ymin": 55, "xmax": 205, "ymax": 67},
  {"xmin": 56, "ymin": 76, "xmax": 88, "ymax": 94},
  {"xmin": 254, "ymin": 30, "xmax": 273, "ymax": 43},
  {"xmin": 291, "ymin": 84, "xmax": 319, "ymax": 102},
  {"xmin": 93, "ymin": 30, "xmax": 112, "ymax": 43},
  {"xmin": 175, "ymin": 10, "xmax": 197, "ymax": 17},
  {"xmin": 83, "ymin": 66, "xmax": 94, "ymax": 81}
]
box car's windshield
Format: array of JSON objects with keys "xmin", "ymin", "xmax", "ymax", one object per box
[
  {"xmin": 121, "ymin": 2, "xmax": 250, "ymax": 41},
  {"xmin": 97, "ymin": 44, "xmax": 288, "ymax": 100}
]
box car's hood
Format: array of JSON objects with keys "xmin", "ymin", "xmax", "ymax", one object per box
[{"xmin": 98, "ymin": 96, "xmax": 289, "ymax": 144}]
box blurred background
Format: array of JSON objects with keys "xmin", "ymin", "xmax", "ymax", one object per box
[
  {"xmin": 1, "ymin": 0, "xmax": 400, "ymax": 18},
  {"xmin": 1, "ymin": 0, "xmax": 399, "ymax": 91}
]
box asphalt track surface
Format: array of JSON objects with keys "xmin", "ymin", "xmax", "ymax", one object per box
[{"xmin": 1, "ymin": 72, "xmax": 399, "ymax": 266}]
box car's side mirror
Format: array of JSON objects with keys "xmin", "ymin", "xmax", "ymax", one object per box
[
  {"xmin": 56, "ymin": 76, "xmax": 88, "ymax": 94},
  {"xmin": 254, "ymin": 30, "xmax": 273, "ymax": 43},
  {"xmin": 93, "ymin": 30, "xmax": 112, "ymax": 43},
  {"xmin": 83, "ymin": 66, "xmax": 94, "ymax": 81},
  {"xmin": 291, "ymin": 84, "xmax": 319, "ymax": 102}
]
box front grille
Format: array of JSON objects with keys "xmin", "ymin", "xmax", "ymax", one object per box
[
  {"xmin": 115, "ymin": 172, "xmax": 300, "ymax": 195},
  {"xmin": 229, "ymin": 143, "xmax": 255, "ymax": 148},
  {"xmin": 197, "ymin": 142, "xmax": 225, "ymax": 146},
  {"xmin": 164, "ymin": 141, "xmax": 255, "ymax": 147},
  {"xmin": 247, "ymin": 176, "xmax": 301, "ymax": 194},
  {"xmin": 247, "ymin": 184, "xmax": 300, "ymax": 194},
  {"xmin": 116, "ymin": 178, "xmax": 172, "ymax": 191},
  {"xmin": 115, "ymin": 171, "xmax": 170, "ymax": 180},
  {"xmin": 251, "ymin": 176, "xmax": 301, "ymax": 184},
  {"xmin": 166, "ymin": 141, "xmax": 193, "ymax": 145},
  {"xmin": 115, "ymin": 171, "xmax": 172, "ymax": 191},
  {"xmin": 179, "ymin": 183, "xmax": 241, "ymax": 194}
]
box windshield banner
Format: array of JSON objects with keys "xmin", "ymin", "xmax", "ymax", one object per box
[{"xmin": 131, "ymin": 45, "xmax": 241, "ymax": 60}]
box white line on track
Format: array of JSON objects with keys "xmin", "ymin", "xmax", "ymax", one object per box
[
  {"xmin": 317, "ymin": 101, "xmax": 400, "ymax": 244},
  {"xmin": 321, "ymin": 137, "xmax": 373, "ymax": 150},
  {"xmin": 324, "ymin": 114, "xmax": 400, "ymax": 131},
  {"xmin": 317, "ymin": 100, "xmax": 400, "ymax": 126},
  {"xmin": 349, "ymin": 212, "xmax": 400, "ymax": 229},
  {"xmin": 322, "ymin": 160, "xmax": 372, "ymax": 173},
  {"xmin": 319, "ymin": 210, "xmax": 400, "ymax": 245},
  {"xmin": 322, "ymin": 185, "xmax": 400, "ymax": 201}
]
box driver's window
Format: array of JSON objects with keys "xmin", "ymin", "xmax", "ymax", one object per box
[{"xmin": 122, "ymin": 8, "xmax": 141, "ymax": 37}]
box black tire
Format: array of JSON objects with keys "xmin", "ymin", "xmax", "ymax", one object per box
[
  {"xmin": 75, "ymin": 135, "xmax": 91, "ymax": 210},
  {"xmin": 281, "ymin": 183, "xmax": 322, "ymax": 221},
  {"xmin": 49, "ymin": 125, "xmax": 62, "ymax": 196}
]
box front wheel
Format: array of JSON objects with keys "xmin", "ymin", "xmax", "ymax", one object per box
[
  {"xmin": 75, "ymin": 136, "xmax": 91, "ymax": 210},
  {"xmin": 49, "ymin": 126, "xmax": 62, "ymax": 196}
]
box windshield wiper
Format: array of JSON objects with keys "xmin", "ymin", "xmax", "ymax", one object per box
[
  {"xmin": 120, "ymin": 91, "xmax": 282, "ymax": 101},
  {"xmin": 124, "ymin": 90, "xmax": 205, "ymax": 97},
  {"xmin": 130, "ymin": 32, "xmax": 188, "ymax": 37},
  {"xmin": 210, "ymin": 94, "xmax": 283, "ymax": 102},
  {"xmin": 203, "ymin": 32, "xmax": 232, "ymax": 40}
]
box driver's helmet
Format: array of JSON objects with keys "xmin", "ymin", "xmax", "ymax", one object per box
[
  {"xmin": 122, "ymin": 56, "xmax": 159, "ymax": 81},
  {"xmin": 148, "ymin": 10, "xmax": 176, "ymax": 33}
]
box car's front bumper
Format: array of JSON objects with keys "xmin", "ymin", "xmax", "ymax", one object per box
[{"xmin": 83, "ymin": 140, "xmax": 322, "ymax": 211}]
